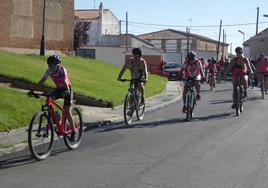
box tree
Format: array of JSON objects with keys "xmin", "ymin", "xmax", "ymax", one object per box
[{"xmin": 73, "ymin": 20, "xmax": 91, "ymax": 51}]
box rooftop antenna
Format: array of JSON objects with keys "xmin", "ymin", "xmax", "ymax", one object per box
[{"xmin": 94, "ymin": 0, "xmax": 96, "ymax": 8}]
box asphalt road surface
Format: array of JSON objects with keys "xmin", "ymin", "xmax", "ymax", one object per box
[{"xmin": 1, "ymin": 82, "xmax": 268, "ymax": 188}]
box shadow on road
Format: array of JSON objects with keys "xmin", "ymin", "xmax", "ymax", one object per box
[
  {"xmin": 0, "ymin": 146, "xmax": 69, "ymax": 170},
  {"xmin": 209, "ymin": 99, "xmax": 233, "ymax": 105},
  {"xmin": 194, "ymin": 112, "xmax": 233, "ymax": 121},
  {"xmin": 213, "ymin": 89, "xmax": 233, "ymax": 93},
  {"xmin": 96, "ymin": 112, "xmax": 234, "ymax": 132},
  {"xmin": 0, "ymin": 153, "xmax": 34, "ymax": 170}
]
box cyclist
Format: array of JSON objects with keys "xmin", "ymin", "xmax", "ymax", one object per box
[
  {"xmin": 222, "ymin": 58, "xmax": 230, "ymax": 81},
  {"xmin": 205, "ymin": 59, "xmax": 217, "ymax": 88},
  {"xmin": 34, "ymin": 55, "xmax": 76, "ymax": 140},
  {"xmin": 181, "ymin": 51, "xmax": 205, "ymax": 113},
  {"xmin": 200, "ymin": 58, "xmax": 207, "ymax": 70},
  {"xmin": 117, "ymin": 48, "xmax": 148, "ymax": 104},
  {"xmin": 256, "ymin": 53, "xmax": 268, "ymax": 94},
  {"xmin": 229, "ymin": 46, "xmax": 253, "ymax": 109}
]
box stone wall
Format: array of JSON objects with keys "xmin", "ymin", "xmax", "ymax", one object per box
[{"xmin": 0, "ymin": 0, "xmax": 74, "ymax": 55}]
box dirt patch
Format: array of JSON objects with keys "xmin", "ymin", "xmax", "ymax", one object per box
[{"xmin": 0, "ymin": 75, "xmax": 111, "ymax": 107}]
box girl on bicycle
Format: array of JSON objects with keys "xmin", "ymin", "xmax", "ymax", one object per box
[
  {"xmin": 117, "ymin": 48, "xmax": 148, "ymax": 104},
  {"xmin": 229, "ymin": 47, "xmax": 253, "ymax": 109},
  {"xmin": 256, "ymin": 53, "xmax": 268, "ymax": 94},
  {"xmin": 181, "ymin": 51, "xmax": 205, "ymax": 113},
  {"xmin": 35, "ymin": 55, "xmax": 76, "ymax": 141},
  {"xmin": 205, "ymin": 59, "xmax": 217, "ymax": 88}
]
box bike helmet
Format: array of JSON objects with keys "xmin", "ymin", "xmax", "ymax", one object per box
[
  {"xmin": 187, "ymin": 51, "xmax": 196, "ymax": 61},
  {"xmin": 259, "ymin": 53, "xmax": 265, "ymax": 58},
  {"xmin": 235, "ymin": 46, "xmax": 243, "ymax": 54},
  {"xmin": 47, "ymin": 55, "xmax": 62, "ymax": 65},
  {"xmin": 132, "ymin": 48, "xmax": 142, "ymax": 57}
]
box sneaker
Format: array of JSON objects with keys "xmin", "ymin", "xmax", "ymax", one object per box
[
  {"xmin": 196, "ymin": 94, "xmax": 201, "ymax": 101},
  {"xmin": 231, "ymin": 104, "xmax": 236, "ymax": 109},
  {"xmin": 182, "ymin": 106, "xmax": 187, "ymax": 113}
]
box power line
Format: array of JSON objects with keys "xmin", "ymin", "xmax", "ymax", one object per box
[{"xmin": 121, "ymin": 20, "xmax": 268, "ymax": 28}]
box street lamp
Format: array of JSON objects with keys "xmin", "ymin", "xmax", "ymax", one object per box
[
  {"xmin": 40, "ymin": 0, "xmax": 47, "ymax": 56},
  {"xmin": 238, "ymin": 30, "xmax": 245, "ymax": 43}
]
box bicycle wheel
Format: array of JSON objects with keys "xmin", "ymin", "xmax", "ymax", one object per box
[
  {"xmin": 239, "ymin": 87, "xmax": 244, "ymax": 113},
  {"xmin": 186, "ymin": 92, "xmax": 192, "ymax": 121},
  {"xmin": 261, "ymin": 80, "xmax": 264, "ymax": 99},
  {"xmin": 136, "ymin": 91, "xmax": 145, "ymax": 120},
  {"xmin": 28, "ymin": 111, "xmax": 54, "ymax": 160},
  {"xmin": 63, "ymin": 107, "xmax": 83, "ymax": 150},
  {"xmin": 235, "ymin": 87, "xmax": 240, "ymax": 116},
  {"xmin": 124, "ymin": 92, "xmax": 134, "ymax": 124},
  {"xmin": 209, "ymin": 77, "xmax": 213, "ymax": 91}
]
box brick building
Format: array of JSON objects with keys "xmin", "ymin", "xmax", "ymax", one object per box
[
  {"xmin": 0, "ymin": 0, "xmax": 74, "ymax": 55},
  {"xmin": 139, "ymin": 29, "xmax": 229, "ymax": 64}
]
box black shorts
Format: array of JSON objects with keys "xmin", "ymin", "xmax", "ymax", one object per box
[{"xmin": 51, "ymin": 87, "xmax": 73, "ymax": 106}]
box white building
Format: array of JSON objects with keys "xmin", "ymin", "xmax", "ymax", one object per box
[
  {"xmin": 243, "ymin": 28, "xmax": 268, "ymax": 61},
  {"xmin": 75, "ymin": 2, "xmax": 120, "ymax": 45}
]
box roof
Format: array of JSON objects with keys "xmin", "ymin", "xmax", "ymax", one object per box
[
  {"xmin": 75, "ymin": 9, "xmax": 109, "ymax": 20},
  {"xmin": 139, "ymin": 29, "xmax": 229, "ymax": 46},
  {"xmin": 244, "ymin": 27, "xmax": 268, "ymax": 45},
  {"xmin": 74, "ymin": 9, "xmax": 119, "ymax": 22},
  {"xmin": 123, "ymin": 33, "xmax": 155, "ymax": 47}
]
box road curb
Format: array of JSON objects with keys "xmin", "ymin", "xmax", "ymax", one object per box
[{"xmin": 0, "ymin": 81, "xmax": 182, "ymax": 157}]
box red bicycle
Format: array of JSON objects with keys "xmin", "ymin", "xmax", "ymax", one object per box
[{"xmin": 27, "ymin": 91, "xmax": 83, "ymax": 160}]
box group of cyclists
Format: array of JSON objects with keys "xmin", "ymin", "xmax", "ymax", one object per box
[{"xmin": 33, "ymin": 46, "xmax": 268, "ymax": 127}]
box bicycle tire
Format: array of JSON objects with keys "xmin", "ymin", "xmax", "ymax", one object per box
[
  {"xmin": 28, "ymin": 111, "xmax": 54, "ymax": 160},
  {"xmin": 136, "ymin": 90, "xmax": 145, "ymax": 120},
  {"xmin": 239, "ymin": 87, "xmax": 244, "ymax": 113},
  {"xmin": 124, "ymin": 92, "xmax": 134, "ymax": 124},
  {"xmin": 261, "ymin": 80, "xmax": 264, "ymax": 99},
  {"xmin": 63, "ymin": 107, "xmax": 83, "ymax": 150},
  {"xmin": 186, "ymin": 92, "xmax": 192, "ymax": 121},
  {"xmin": 210, "ymin": 77, "xmax": 213, "ymax": 91},
  {"xmin": 235, "ymin": 87, "xmax": 240, "ymax": 116}
]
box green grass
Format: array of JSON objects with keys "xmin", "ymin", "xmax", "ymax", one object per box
[
  {"xmin": 0, "ymin": 51, "xmax": 167, "ymax": 106},
  {"xmin": 0, "ymin": 87, "xmax": 40, "ymax": 132}
]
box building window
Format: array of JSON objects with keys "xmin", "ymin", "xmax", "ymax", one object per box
[
  {"xmin": 151, "ymin": 40, "xmax": 161, "ymax": 49},
  {"xmin": 165, "ymin": 39, "xmax": 177, "ymax": 52},
  {"xmin": 181, "ymin": 39, "xmax": 192, "ymax": 50}
]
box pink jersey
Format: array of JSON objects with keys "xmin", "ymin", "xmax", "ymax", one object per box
[
  {"xmin": 206, "ymin": 63, "xmax": 217, "ymax": 73},
  {"xmin": 256, "ymin": 58, "xmax": 268, "ymax": 73},
  {"xmin": 42, "ymin": 66, "xmax": 71, "ymax": 89},
  {"xmin": 183, "ymin": 60, "xmax": 202, "ymax": 78}
]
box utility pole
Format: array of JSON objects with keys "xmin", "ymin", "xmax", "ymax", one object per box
[
  {"xmin": 119, "ymin": 20, "xmax": 122, "ymax": 35},
  {"xmin": 186, "ymin": 27, "xmax": 190, "ymax": 54},
  {"xmin": 126, "ymin": 11, "xmax": 128, "ymax": 51},
  {"xmin": 40, "ymin": 0, "xmax": 46, "ymax": 56},
  {"xmin": 222, "ymin": 29, "xmax": 225, "ymax": 58},
  {"xmin": 256, "ymin": 7, "xmax": 259, "ymax": 35},
  {"xmin": 216, "ymin": 19, "xmax": 222, "ymax": 61}
]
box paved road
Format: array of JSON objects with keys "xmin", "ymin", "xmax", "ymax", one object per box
[{"xmin": 1, "ymin": 82, "xmax": 268, "ymax": 188}]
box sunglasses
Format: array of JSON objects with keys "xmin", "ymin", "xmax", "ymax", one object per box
[{"xmin": 48, "ymin": 64, "xmax": 58, "ymax": 69}]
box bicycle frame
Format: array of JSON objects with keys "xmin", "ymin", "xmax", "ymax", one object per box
[
  {"xmin": 42, "ymin": 97, "xmax": 72, "ymax": 136},
  {"xmin": 128, "ymin": 81, "xmax": 139, "ymax": 107}
]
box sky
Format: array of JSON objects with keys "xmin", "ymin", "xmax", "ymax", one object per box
[{"xmin": 75, "ymin": 0, "xmax": 268, "ymax": 54}]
